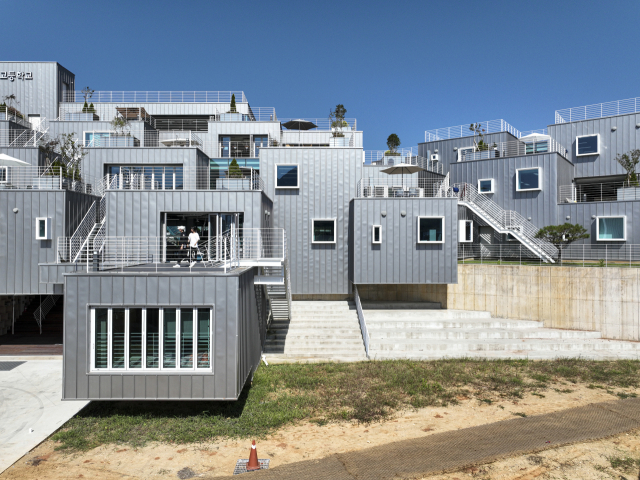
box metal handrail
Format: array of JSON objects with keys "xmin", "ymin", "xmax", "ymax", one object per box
[
  {"xmin": 559, "ymin": 181, "xmax": 638, "ymax": 203},
  {"xmin": 425, "ymin": 119, "xmax": 521, "ymax": 142},
  {"xmin": 459, "ymin": 138, "xmax": 569, "ymax": 161},
  {"xmin": 555, "ymin": 97, "xmax": 640, "ymax": 124},
  {"xmin": 354, "ymin": 286, "xmax": 369, "ymax": 359},
  {"xmin": 0, "ymin": 166, "xmax": 96, "ymax": 193},
  {"xmin": 61, "ymin": 91, "xmax": 247, "ymax": 103}
]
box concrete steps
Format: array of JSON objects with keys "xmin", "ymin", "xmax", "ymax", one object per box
[
  {"xmin": 365, "ymin": 306, "xmax": 640, "ymax": 361},
  {"xmin": 263, "ymin": 300, "xmax": 367, "ymax": 362}
]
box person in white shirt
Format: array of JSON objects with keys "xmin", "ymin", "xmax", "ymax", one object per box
[{"xmin": 188, "ymin": 227, "xmax": 200, "ymax": 266}]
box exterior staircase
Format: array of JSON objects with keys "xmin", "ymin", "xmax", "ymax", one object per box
[
  {"xmin": 263, "ymin": 301, "xmax": 368, "ymax": 363},
  {"xmin": 363, "ymin": 304, "xmax": 640, "ymax": 361},
  {"xmin": 261, "ymin": 266, "xmax": 290, "ymax": 321}
]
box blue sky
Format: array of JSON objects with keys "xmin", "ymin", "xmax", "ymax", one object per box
[{"xmin": 6, "ymin": 0, "xmax": 640, "ymax": 150}]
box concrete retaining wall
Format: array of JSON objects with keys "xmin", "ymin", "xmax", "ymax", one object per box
[{"xmin": 449, "ymin": 265, "xmax": 640, "ymax": 341}]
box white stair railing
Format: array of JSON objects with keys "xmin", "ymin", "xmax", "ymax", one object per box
[
  {"xmin": 453, "ymin": 182, "xmax": 558, "ymax": 262},
  {"xmin": 33, "ymin": 294, "xmax": 62, "ymax": 332}
]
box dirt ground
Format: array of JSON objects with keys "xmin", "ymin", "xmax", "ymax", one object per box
[{"xmin": 2, "ymin": 383, "xmax": 639, "ymax": 480}]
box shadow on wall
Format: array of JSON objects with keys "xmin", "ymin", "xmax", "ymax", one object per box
[{"xmin": 312, "ymin": 243, "xmax": 336, "ymax": 250}]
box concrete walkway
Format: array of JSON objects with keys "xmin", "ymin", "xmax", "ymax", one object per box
[
  {"xmin": 0, "ymin": 357, "xmax": 88, "ymax": 474},
  {"xmin": 207, "ymin": 397, "xmax": 640, "ymax": 479}
]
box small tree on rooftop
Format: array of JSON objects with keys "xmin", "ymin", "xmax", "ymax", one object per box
[
  {"xmin": 111, "ymin": 111, "xmax": 130, "ymax": 136},
  {"xmin": 615, "ymin": 149, "xmax": 640, "ymax": 186},
  {"xmin": 229, "ymin": 94, "xmax": 237, "ymax": 113},
  {"xmin": 386, "ymin": 134, "xmax": 401, "ymax": 155},
  {"xmin": 329, "ymin": 104, "xmax": 347, "ymax": 137},
  {"xmin": 534, "ymin": 223, "xmax": 589, "ymax": 261},
  {"xmin": 81, "ymin": 86, "xmax": 94, "ymax": 103},
  {"xmin": 228, "ymin": 159, "xmax": 243, "ymax": 178}
]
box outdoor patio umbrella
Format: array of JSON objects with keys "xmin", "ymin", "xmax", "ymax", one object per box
[
  {"xmin": 281, "ymin": 119, "xmax": 317, "ymax": 146},
  {"xmin": 0, "ymin": 154, "xmax": 30, "ymax": 166},
  {"xmin": 381, "ymin": 163, "xmax": 424, "ymax": 191}
]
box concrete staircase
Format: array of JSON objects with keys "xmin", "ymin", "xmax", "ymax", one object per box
[
  {"xmin": 263, "ymin": 301, "xmax": 367, "ymax": 363},
  {"xmin": 364, "ymin": 304, "xmax": 640, "ymax": 361}
]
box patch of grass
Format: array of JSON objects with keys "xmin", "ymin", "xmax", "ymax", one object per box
[
  {"xmin": 52, "ymin": 358, "xmax": 640, "ymax": 451},
  {"xmin": 554, "ymin": 388, "xmax": 574, "ymax": 394},
  {"xmin": 512, "ymin": 412, "xmax": 527, "ymax": 417},
  {"xmin": 532, "ymin": 392, "xmax": 545, "ymax": 398},
  {"xmin": 587, "ymin": 384, "xmax": 605, "ymax": 389},
  {"xmin": 609, "ymin": 455, "xmax": 640, "ymax": 473},
  {"xmin": 616, "ymin": 392, "xmax": 638, "ymax": 399},
  {"xmin": 479, "ymin": 398, "xmax": 493, "ymax": 405}
]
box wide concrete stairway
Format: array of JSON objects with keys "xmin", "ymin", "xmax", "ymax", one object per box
[
  {"xmin": 263, "ymin": 301, "xmax": 367, "ymax": 363},
  {"xmin": 365, "ymin": 303, "xmax": 640, "ymax": 361}
]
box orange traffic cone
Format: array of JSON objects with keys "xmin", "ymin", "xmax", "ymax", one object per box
[{"xmin": 246, "ymin": 440, "xmax": 260, "ymax": 471}]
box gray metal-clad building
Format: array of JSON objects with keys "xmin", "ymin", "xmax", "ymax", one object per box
[{"xmin": 62, "ymin": 268, "xmax": 263, "ymax": 400}]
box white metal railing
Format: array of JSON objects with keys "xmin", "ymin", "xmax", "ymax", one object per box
[
  {"xmin": 519, "ymin": 128, "xmax": 548, "ymax": 137},
  {"xmin": 559, "ymin": 181, "xmax": 639, "ymax": 203},
  {"xmin": 0, "ymin": 111, "xmax": 32, "ymax": 128},
  {"xmin": 210, "ymin": 107, "xmax": 277, "ymax": 122},
  {"xmin": 68, "ymin": 201, "xmax": 97, "ymax": 263},
  {"xmin": 459, "ymin": 138, "xmax": 569, "ymax": 161},
  {"xmin": 555, "ymin": 97, "xmax": 640, "ymax": 124},
  {"xmin": 84, "ymin": 132, "xmax": 141, "ymax": 148},
  {"xmin": 279, "ymin": 118, "xmax": 357, "ymax": 131},
  {"xmin": 0, "ymin": 126, "xmax": 50, "ymax": 147},
  {"xmin": 357, "ymin": 177, "xmax": 447, "ymax": 198},
  {"xmin": 0, "ymin": 166, "xmax": 97, "ymax": 193},
  {"xmin": 425, "ymin": 119, "xmax": 521, "ymax": 142},
  {"xmin": 33, "ymin": 295, "xmax": 62, "ymax": 331},
  {"xmin": 454, "ymin": 182, "xmax": 558, "ymax": 261},
  {"xmin": 364, "ymin": 151, "xmax": 443, "ymax": 174},
  {"xmin": 155, "ymin": 130, "xmax": 203, "ymax": 147},
  {"xmin": 62, "ymin": 91, "xmax": 247, "ymax": 103},
  {"xmin": 99, "ymin": 168, "xmax": 264, "ymax": 192},
  {"xmin": 354, "ymin": 286, "xmax": 369, "ymax": 359},
  {"xmin": 460, "ymin": 243, "xmax": 640, "ymax": 267}
]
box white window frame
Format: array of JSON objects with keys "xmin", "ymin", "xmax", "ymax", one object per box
[
  {"xmin": 417, "ymin": 216, "xmax": 445, "ymax": 244},
  {"xmin": 596, "ymin": 215, "xmax": 626, "ymax": 242},
  {"xmin": 477, "ymin": 178, "xmax": 494, "ymax": 194},
  {"xmin": 0, "ymin": 166, "xmax": 6, "ymax": 183},
  {"xmin": 459, "ymin": 220, "xmax": 473, "ymax": 243},
  {"xmin": 457, "ymin": 146, "xmax": 475, "ymax": 162},
  {"xmin": 576, "ymin": 134, "xmax": 600, "ymax": 156},
  {"xmin": 516, "ymin": 167, "xmax": 542, "ymax": 192},
  {"xmin": 275, "ymin": 163, "xmax": 299, "ymax": 189},
  {"xmin": 312, "ymin": 218, "xmax": 337, "ymax": 244},
  {"xmin": 35, "ymin": 217, "xmax": 51, "ymax": 240},
  {"xmin": 89, "ymin": 306, "xmax": 214, "ymax": 373},
  {"xmin": 372, "ymin": 225, "xmax": 382, "ymax": 244}
]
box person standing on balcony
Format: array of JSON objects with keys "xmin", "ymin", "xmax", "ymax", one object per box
[
  {"xmin": 173, "ymin": 226, "xmax": 188, "ymax": 268},
  {"xmin": 188, "ymin": 226, "xmax": 200, "ymax": 267}
]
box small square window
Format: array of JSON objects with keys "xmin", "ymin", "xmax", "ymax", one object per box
[
  {"xmin": 312, "ymin": 219, "xmax": 336, "ymax": 244},
  {"xmin": 459, "ymin": 220, "xmax": 473, "ymax": 243},
  {"xmin": 478, "ymin": 178, "xmax": 494, "ymax": 194},
  {"xmin": 35, "ymin": 217, "xmax": 51, "ymax": 240},
  {"xmin": 576, "ymin": 134, "xmax": 600, "ymax": 156},
  {"xmin": 516, "ymin": 167, "xmax": 541, "ymax": 192},
  {"xmin": 372, "ymin": 225, "xmax": 381, "ymax": 244},
  {"xmin": 418, "ymin": 216, "xmax": 444, "ymax": 243},
  {"xmin": 596, "ymin": 216, "xmax": 626, "ymax": 241},
  {"xmin": 275, "ymin": 164, "xmax": 299, "ymax": 188}
]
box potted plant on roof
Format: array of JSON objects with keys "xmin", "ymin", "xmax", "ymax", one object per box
[
  {"xmin": 616, "ymin": 149, "xmax": 640, "ymax": 201},
  {"xmin": 40, "ymin": 133, "xmax": 88, "ymax": 189},
  {"xmin": 220, "ymin": 94, "xmax": 244, "ymax": 121},
  {"xmin": 110, "ymin": 112, "xmax": 139, "ymax": 147},
  {"xmin": 469, "ymin": 123, "xmax": 497, "ymax": 159},
  {"xmin": 384, "ymin": 133, "xmax": 401, "ymax": 161},
  {"xmin": 1, "ymin": 94, "xmax": 26, "ymax": 122},
  {"xmin": 329, "ymin": 104, "xmax": 349, "ymax": 146},
  {"xmin": 69, "ymin": 87, "xmax": 99, "ymax": 121}
]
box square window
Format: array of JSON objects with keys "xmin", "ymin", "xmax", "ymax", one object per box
[
  {"xmin": 35, "ymin": 217, "xmax": 51, "ymax": 240},
  {"xmin": 275, "ymin": 164, "xmax": 299, "ymax": 188},
  {"xmin": 372, "ymin": 225, "xmax": 381, "ymax": 244},
  {"xmin": 0, "ymin": 166, "xmax": 7, "ymax": 182},
  {"xmin": 596, "ymin": 216, "xmax": 626, "ymax": 241},
  {"xmin": 576, "ymin": 134, "xmax": 600, "ymax": 156},
  {"xmin": 418, "ymin": 216, "xmax": 444, "ymax": 243},
  {"xmin": 516, "ymin": 167, "xmax": 541, "ymax": 192},
  {"xmin": 459, "ymin": 220, "xmax": 473, "ymax": 243},
  {"xmin": 312, "ymin": 219, "xmax": 336, "ymax": 243},
  {"xmin": 478, "ymin": 178, "xmax": 494, "ymax": 194}
]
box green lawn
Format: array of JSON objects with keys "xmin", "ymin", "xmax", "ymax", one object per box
[{"xmin": 52, "ymin": 359, "xmax": 640, "ymax": 451}]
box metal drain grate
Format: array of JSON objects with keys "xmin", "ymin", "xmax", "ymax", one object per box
[
  {"xmin": 233, "ymin": 459, "xmax": 270, "ymax": 475},
  {"xmin": 0, "ymin": 361, "xmax": 26, "ymax": 371}
]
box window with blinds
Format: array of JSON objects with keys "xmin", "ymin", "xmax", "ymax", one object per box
[{"xmin": 90, "ymin": 307, "xmax": 213, "ymax": 372}]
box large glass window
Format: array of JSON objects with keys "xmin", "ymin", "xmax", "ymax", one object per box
[
  {"xmin": 312, "ymin": 219, "xmax": 336, "ymax": 243},
  {"xmin": 91, "ymin": 307, "xmax": 212, "ymax": 372},
  {"xmin": 478, "ymin": 179, "xmax": 494, "ymax": 194},
  {"xmin": 577, "ymin": 134, "xmax": 599, "ymax": 156},
  {"xmin": 105, "ymin": 165, "xmax": 183, "ymax": 190},
  {"xmin": 418, "ymin": 217, "xmax": 444, "ymax": 243},
  {"xmin": 516, "ymin": 168, "xmax": 541, "ymax": 192},
  {"xmin": 597, "ymin": 216, "xmax": 626, "ymax": 241},
  {"xmin": 275, "ymin": 164, "xmax": 299, "ymax": 188}
]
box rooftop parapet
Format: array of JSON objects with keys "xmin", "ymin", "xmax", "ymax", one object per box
[
  {"xmin": 555, "ymin": 96, "xmax": 640, "ymax": 124},
  {"xmin": 425, "ymin": 119, "xmax": 521, "ymax": 142},
  {"xmin": 62, "ymin": 91, "xmax": 247, "ymax": 103},
  {"xmin": 0, "ymin": 166, "xmax": 98, "ymax": 194}
]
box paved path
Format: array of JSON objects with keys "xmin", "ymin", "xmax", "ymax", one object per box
[
  {"xmin": 208, "ymin": 397, "xmax": 640, "ymax": 479},
  {"xmin": 0, "ymin": 358, "xmax": 88, "ymax": 474}
]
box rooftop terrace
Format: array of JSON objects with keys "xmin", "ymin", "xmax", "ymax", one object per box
[
  {"xmin": 555, "ymin": 96, "xmax": 640, "ymax": 123},
  {"xmin": 62, "ymin": 91, "xmax": 248, "ymax": 103}
]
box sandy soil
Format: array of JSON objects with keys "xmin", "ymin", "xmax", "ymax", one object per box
[{"xmin": 2, "ymin": 383, "xmax": 638, "ymax": 480}]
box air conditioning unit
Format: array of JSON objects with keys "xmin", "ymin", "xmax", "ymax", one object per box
[{"xmin": 430, "ymin": 154, "xmax": 439, "ymax": 161}]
